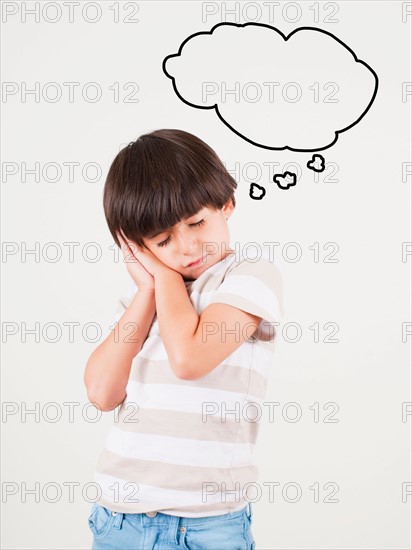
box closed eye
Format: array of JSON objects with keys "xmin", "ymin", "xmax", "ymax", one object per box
[{"xmin": 157, "ymin": 219, "xmax": 205, "ymax": 248}]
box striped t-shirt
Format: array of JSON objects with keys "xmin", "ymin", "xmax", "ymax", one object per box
[{"xmin": 93, "ymin": 249, "xmax": 284, "ymax": 517}]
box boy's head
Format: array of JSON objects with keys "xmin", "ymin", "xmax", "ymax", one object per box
[{"xmin": 103, "ymin": 129, "xmax": 237, "ymax": 280}]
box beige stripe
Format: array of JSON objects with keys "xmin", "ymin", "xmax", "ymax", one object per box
[
  {"xmin": 97, "ymin": 493, "xmax": 251, "ymax": 516},
  {"xmin": 96, "ymin": 449, "xmax": 258, "ymax": 492},
  {"xmin": 116, "ymin": 408, "xmax": 260, "ymax": 444},
  {"xmin": 129, "ymin": 357, "xmax": 268, "ymax": 399},
  {"xmin": 193, "ymin": 255, "xmax": 283, "ymax": 308}
]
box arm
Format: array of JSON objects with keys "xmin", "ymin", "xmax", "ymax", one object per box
[
  {"xmin": 84, "ymin": 288, "xmax": 156, "ymax": 411},
  {"xmin": 154, "ymin": 270, "xmax": 261, "ymax": 380}
]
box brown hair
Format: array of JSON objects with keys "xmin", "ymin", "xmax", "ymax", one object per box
[{"xmin": 103, "ymin": 129, "xmax": 237, "ymax": 248}]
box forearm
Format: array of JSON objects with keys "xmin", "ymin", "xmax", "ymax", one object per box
[
  {"xmin": 154, "ymin": 269, "xmax": 199, "ymax": 375},
  {"xmin": 84, "ymin": 288, "xmax": 156, "ymax": 410}
]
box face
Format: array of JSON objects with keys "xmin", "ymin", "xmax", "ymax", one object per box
[{"xmin": 142, "ymin": 201, "xmax": 235, "ymax": 281}]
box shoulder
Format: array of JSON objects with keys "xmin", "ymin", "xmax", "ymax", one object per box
[
  {"xmin": 221, "ymin": 248, "xmax": 283, "ymax": 286},
  {"xmin": 208, "ymin": 247, "xmax": 285, "ymax": 337},
  {"xmin": 213, "ymin": 247, "xmax": 284, "ymax": 308}
]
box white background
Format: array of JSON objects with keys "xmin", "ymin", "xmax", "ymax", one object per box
[{"xmin": 1, "ymin": 1, "xmax": 411, "ymax": 548}]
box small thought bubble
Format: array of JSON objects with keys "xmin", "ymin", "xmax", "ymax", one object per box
[
  {"xmin": 163, "ymin": 22, "xmax": 379, "ymax": 152},
  {"xmin": 249, "ymin": 183, "xmax": 266, "ymax": 200},
  {"xmin": 307, "ymin": 154, "xmax": 326, "ymax": 172},
  {"xmin": 273, "ymin": 171, "xmax": 297, "ymax": 190}
]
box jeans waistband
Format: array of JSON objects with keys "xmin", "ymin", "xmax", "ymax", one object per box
[
  {"xmin": 108, "ymin": 502, "xmax": 253, "ymax": 531},
  {"xmin": 139, "ymin": 503, "xmax": 251, "ymax": 525},
  {"xmin": 108, "ymin": 501, "xmax": 253, "ymax": 545}
]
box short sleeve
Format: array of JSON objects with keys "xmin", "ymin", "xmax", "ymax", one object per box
[
  {"xmin": 208, "ymin": 255, "xmax": 284, "ymax": 342},
  {"xmin": 108, "ymin": 281, "xmax": 138, "ymax": 327}
]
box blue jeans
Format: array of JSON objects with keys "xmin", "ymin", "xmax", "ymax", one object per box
[{"xmin": 88, "ymin": 502, "xmax": 256, "ymax": 549}]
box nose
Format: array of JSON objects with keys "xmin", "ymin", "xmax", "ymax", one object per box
[{"xmin": 175, "ymin": 231, "xmax": 198, "ymax": 255}]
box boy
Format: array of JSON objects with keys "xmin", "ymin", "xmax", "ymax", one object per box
[{"xmin": 84, "ymin": 129, "xmax": 284, "ymax": 549}]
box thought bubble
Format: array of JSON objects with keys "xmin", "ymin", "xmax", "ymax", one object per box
[
  {"xmin": 307, "ymin": 154, "xmax": 326, "ymax": 172},
  {"xmin": 249, "ymin": 183, "xmax": 266, "ymax": 200},
  {"xmin": 163, "ymin": 23, "xmax": 379, "ymax": 152},
  {"xmin": 273, "ymin": 171, "xmax": 297, "ymax": 190}
]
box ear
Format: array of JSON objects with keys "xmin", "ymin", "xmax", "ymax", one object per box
[{"xmin": 222, "ymin": 197, "xmax": 235, "ymax": 219}]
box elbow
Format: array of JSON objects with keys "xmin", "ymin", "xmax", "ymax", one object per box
[
  {"xmin": 85, "ymin": 372, "xmax": 127, "ymax": 412},
  {"xmin": 173, "ymin": 359, "xmax": 201, "ymax": 381},
  {"xmin": 172, "ymin": 356, "xmax": 195, "ymax": 380},
  {"xmin": 170, "ymin": 346, "xmax": 204, "ymax": 380},
  {"xmin": 174, "ymin": 355, "xmax": 219, "ymax": 381},
  {"xmin": 84, "ymin": 355, "xmax": 126, "ymax": 412},
  {"xmin": 176, "ymin": 369, "xmax": 195, "ymax": 381},
  {"xmin": 86, "ymin": 390, "xmax": 126, "ymax": 412}
]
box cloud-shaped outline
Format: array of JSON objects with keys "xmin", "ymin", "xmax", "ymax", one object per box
[
  {"xmin": 273, "ymin": 171, "xmax": 297, "ymax": 189},
  {"xmin": 307, "ymin": 154, "xmax": 326, "ymax": 172},
  {"xmin": 162, "ymin": 22, "xmax": 379, "ymax": 153},
  {"xmin": 249, "ymin": 183, "xmax": 266, "ymax": 200}
]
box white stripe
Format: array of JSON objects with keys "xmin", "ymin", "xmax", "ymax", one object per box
[
  {"xmin": 137, "ymin": 335, "xmax": 257, "ymax": 367},
  {"xmin": 94, "ymin": 471, "xmax": 247, "ymax": 510},
  {"xmin": 137, "ymin": 334, "xmax": 168, "ymax": 360},
  {"xmin": 136, "ymin": 327, "xmax": 273, "ymax": 374},
  {"xmin": 133, "ymin": 341, "xmax": 272, "ymax": 379},
  {"xmin": 109, "ymin": 282, "xmax": 138, "ymax": 326},
  {"xmin": 251, "ymin": 343, "xmax": 274, "ymax": 376},
  {"xmin": 210, "ymin": 274, "xmax": 281, "ymax": 322},
  {"xmin": 124, "ymin": 380, "xmax": 265, "ymax": 414},
  {"xmin": 104, "ymin": 426, "xmax": 256, "ymax": 468}
]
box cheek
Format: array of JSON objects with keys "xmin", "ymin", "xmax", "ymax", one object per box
[
  {"xmin": 154, "ymin": 248, "xmax": 172, "ymax": 263},
  {"xmin": 144, "ymin": 244, "xmax": 163, "ymax": 260},
  {"xmin": 151, "ymin": 248, "xmax": 165, "ymax": 259}
]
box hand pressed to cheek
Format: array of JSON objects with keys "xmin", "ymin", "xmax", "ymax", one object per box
[
  {"xmin": 129, "ymin": 243, "xmax": 170, "ymax": 277},
  {"xmin": 115, "ymin": 233, "xmax": 156, "ymax": 289}
]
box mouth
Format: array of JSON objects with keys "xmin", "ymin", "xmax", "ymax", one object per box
[{"xmin": 185, "ymin": 256, "xmax": 206, "ymax": 268}]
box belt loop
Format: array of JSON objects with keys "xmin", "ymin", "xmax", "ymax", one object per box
[
  {"xmin": 112, "ymin": 511, "xmax": 125, "ymax": 530},
  {"xmin": 168, "ymin": 514, "xmax": 180, "ymax": 544},
  {"xmin": 247, "ymin": 502, "xmax": 253, "ymax": 520}
]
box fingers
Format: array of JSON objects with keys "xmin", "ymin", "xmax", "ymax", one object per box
[
  {"xmin": 116, "ymin": 231, "xmax": 140, "ymax": 258},
  {"xmin": 117, "ymin": 231, "xmax": 131, "ymax": 248}
]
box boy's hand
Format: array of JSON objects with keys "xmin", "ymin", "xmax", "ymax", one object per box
[
  {"xmin": 128, "ymin": 242, "xmax": 172, "ymax": 278},
  {"xmin": 117, "ymin": 233, "xmax": 155, "ymax": 290},
  {"xmin": 117, "ymin": 233, "xmax": 172, "ymax": 281}
]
